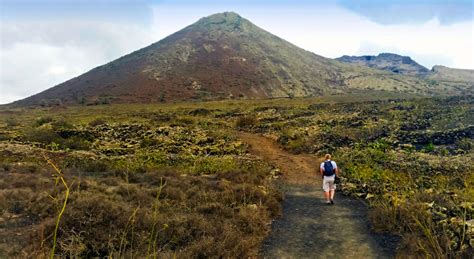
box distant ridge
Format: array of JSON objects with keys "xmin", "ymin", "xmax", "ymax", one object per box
[
  {"xmin": 336, "ymin": 53, "xmax": 430, "ymax": 76},
  {"xmin": 429, "ymin": 65, "xmax": 474, "ymax": 82},
  {"xmin": 336, "ymin": 53, "xmax": 474, "ymax": 86},
  {"xmin": 11, "ymin": 12, "xmax": 474, "ymax": 106}
]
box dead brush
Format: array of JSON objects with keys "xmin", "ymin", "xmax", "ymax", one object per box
[
  {"xmin": 409, "ymin": 213, "xmax": 446, "ymax": 257},
  {"xmin": 368, "ymin": 196, "xmax": 403, "ymax": 233},
  {"xmin": 118, "ymin": 206, "xmax": 140, "ymax": 257},
  {"xmin": 147, "ymin": 177, "xmax": 168, "ymax": 258}
]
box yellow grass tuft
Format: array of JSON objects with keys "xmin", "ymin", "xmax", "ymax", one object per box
[{"xmin": 44, "ymin": 155, "xmax": 70, "ymax": 259}]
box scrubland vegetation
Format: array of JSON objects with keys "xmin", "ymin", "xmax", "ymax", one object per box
[{"xmin": 0, "ymin": 92, "xmax": 472, "ymax": 257}]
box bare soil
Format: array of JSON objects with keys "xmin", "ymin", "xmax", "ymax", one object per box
[{"xmin": 238, "ymin": 132, "xmax": 397, "ymax": 258}]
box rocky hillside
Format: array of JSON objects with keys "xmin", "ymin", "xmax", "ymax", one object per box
[
  {"xmin": 11, "ymin": 12, "xmax": 474, "ymax": 106},
  {"xmin": 428, "ymin": 65, "xmax": 474, "ymax": 82},
  {"xmin": 336, "ymin": 53, "xmax": 430, "ymax": 76}
]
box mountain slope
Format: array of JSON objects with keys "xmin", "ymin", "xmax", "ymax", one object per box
[
  {"xmin": 428, "ymin": 65, "xmax": 474, "ymax": 82},
  {"xmin": 12, "ymin": 12, "xmax": 474, "ymax": 106},
  {"xmin": 336, "ymin": 53, "xmax": 430, "ymax": 76}
]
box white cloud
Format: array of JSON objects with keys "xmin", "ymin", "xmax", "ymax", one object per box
[
  {"xmin": 48, "ymin": 65, "xmax": 67, "ymax": 76},
  {"xmin": 238, "ymin": 7, "xmax": 474, "ymax": 69},
  {"xmin": 0, "ymin": 20, "xmax": 156, "ymax": 104}
]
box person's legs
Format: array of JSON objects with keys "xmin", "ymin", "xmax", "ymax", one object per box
[
  {"xmin": 323, "ymin": 177, "xmax": 331, "ymax": 204},
  {"xmin": 324, "ymin": 191, "xmax": 330, "ymax": 202},
  {"xmin": 328, "ymin": 176, "xmax": 335, "ymax": 204},
  {"xmin": 331, "ymin": 180, "xmax": 337, "ymax": 201}
]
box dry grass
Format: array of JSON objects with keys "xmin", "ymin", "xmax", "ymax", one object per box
[{"xmin": 0, "ymin": 151, "xmax": 281, "ymax": 257}]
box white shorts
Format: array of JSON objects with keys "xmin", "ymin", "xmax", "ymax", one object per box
[{"xmin": 323, "ymin": 175, "xmax": 336, "ymax": 192}]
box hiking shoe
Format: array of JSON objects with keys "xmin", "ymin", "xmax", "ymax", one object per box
[
  {"xmin": 330, "ymin": 200, "xmax": 334, "ymax": 205},
  {"xmin": 326, "ymin": 201, "xmax": 331, "ymax": 205}
]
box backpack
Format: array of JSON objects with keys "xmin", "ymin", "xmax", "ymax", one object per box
[{"xmin": 323, "ymin": 160, "xmax": 335, "ymax": 176}]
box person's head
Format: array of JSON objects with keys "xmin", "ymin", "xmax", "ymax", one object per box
[{"xmin": 325, "ymin": 154, "xmax": 331, "ymax": 160}]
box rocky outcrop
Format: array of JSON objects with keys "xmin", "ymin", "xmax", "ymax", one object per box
[
  {"xmin": 397, "ymin": 126, "xmax": 474, "ymax": 145},
  {"xmin": 336, "ymin": 53, "xmax": 430, "ymax": 76}
]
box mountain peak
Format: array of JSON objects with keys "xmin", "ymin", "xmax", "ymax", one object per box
[
  {"xmin": 206, "ymin": 11, "xmax": 242, "ymax": 20},
  {"xmin": 378, "ymin": 53, "xmax": 414, "ymax": 63},
  {"xmin": 378, "ymin": 53, "xmax": 404, "ymax": 58},
  {"xmin": 194, "ymin": 12, "xmax": 246, "ymax": 30}
]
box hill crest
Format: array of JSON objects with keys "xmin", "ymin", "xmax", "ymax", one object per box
[{"xmin": 336, "ymin": 53, "xmax": 430, "ymax": 75}]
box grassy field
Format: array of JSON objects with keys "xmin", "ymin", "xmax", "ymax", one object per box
[{"xmin": 0, "ymin": 91, "xmax": 473, "ymax": 257}]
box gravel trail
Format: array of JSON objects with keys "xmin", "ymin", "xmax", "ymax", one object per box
[{"xmin": 238, "ymin": 132, "xmax": 395, "ymax": 258}]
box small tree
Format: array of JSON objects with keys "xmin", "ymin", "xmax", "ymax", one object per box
[
  {"xmin": 77, "ymin": 96, "xmax": 86, "ymax": 105},
  {"xmin": 52, "ymin": 99, "xmax": 63, "ymax": 106},
  {"xmin": 40, "ymin": 99, "xmax": 48, "ymax": 107}
]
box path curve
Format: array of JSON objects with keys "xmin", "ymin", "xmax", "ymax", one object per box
[{"xmin": 237, "ymin": 132, "xmax": 394, "ymax": 258}]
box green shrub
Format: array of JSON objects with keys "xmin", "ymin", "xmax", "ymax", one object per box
[
  {"xmin": 140, "ymin": 137, "xmax": 160, "ymax": 148},
  {"xmin": 23, "ymin": 126, "xmax": 61, "ymax": 145},
  {"xmin": 5, "ymin": 117, "xmax": 19, "ymax": 127},
  {"xmin": 192, "ymin": 156, "xmax": 238, "ymax": 175},
  {"xmin": 456, "ymin": 138, "xmax": 472, "ymax": 152},
  {"xmin": 235, "ymin": 115, "xmax": 258, "ymax": 129},
  {"xmin": 63, "ymin": 156, "xmax": 109, "ymax": 172},
  {"xmin": 34, "ymin": 116, "xmax": 54, "ymax": 127},
  {"xmin": 423, "ymin": 143, "xmax": 435, "ymax": 153},
  {"xmin": 88, "ymin": 118, "xmax": 107, "ymax": 127},
  {"xmin": 51, "ymin": 119, "xmax": 74, "ymax": 129},
  {"xmin": 287, "ymin": 137, "xmax": 312, "ymax": 154},
  {"xmin": 64, "ymin": 136, "xmax": 91, "ymax": 150},
  {"xmin": 171, "ymin": 117, "xmax": 195, "ymax": 126}
]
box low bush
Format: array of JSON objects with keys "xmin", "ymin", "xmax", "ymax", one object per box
[
  {"xmin": 236, "ymin": 115, "xmax": 258, "ymax": 129},
  {"xmin": 63, "ymin": 136, "xmax": 91, "ymax": 150},
  {"xmin": 63, "ymin": 156, "xmax": 109, "ymax": 172},
  {"xmin": 88, "ymin": 118, "xmax": 107, "ymax": 127},
  {"xmin": 456, "ymin": 138, "xmax": 472, "ymax": 152},
  {"xmin": 170, "ymin": 116, "xmax": 195, "ymax": 126},
  {"xmin": 23, "ymin": 126, "xmax": 91, "ymax": 150},
  {"xmin": 5, "ymin": 117, "xmax": 19, "ymax": 127},
  {"xmin": 192, "ymin": 156, "xmax": 238, "ymax": 174},
  {"xmin": 23, "ymin": 126, "xmax": 61, "ymax": 145},
  {"xmin": 34, "ymin": 116, "xmax": 54, "ymax": 127}
]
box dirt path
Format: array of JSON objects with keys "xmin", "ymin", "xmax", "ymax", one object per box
[{"xmin": 237, "ymin": 132, "xmax": 395, "ymax": 258}]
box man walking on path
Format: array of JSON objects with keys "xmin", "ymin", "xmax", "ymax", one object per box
[{"xmin": 320, "ymin": 154, "xmax": 339, "ymax": 205}]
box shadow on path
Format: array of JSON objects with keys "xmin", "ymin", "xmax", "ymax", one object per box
[{"xmin": 262, "ymin": 184, "xmax": 394, "ymax": 258}]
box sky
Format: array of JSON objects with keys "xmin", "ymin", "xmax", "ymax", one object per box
[{"xmin": 1, "ymin": 0, "xmax": 473, "ymax": 104}]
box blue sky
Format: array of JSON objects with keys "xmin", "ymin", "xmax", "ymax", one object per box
[
  {"xmin": 3, "ymin": 0, "xmax": 471, "ymax": 24},
  {"xmin": 1, "ymin": 0, "xmax": 473, "ymax": 103}
]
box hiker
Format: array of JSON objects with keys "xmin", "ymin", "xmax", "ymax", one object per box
[{"xmin": 320, "ymin": 154, "xmax": 339, "ymax": 205}]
